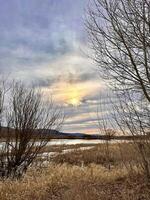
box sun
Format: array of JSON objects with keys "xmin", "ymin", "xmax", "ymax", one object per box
[
  {"xmin": 67, "ymin": 85, "xmax": 81, "ymax": 106},
  {"xmin": 69, "ymin": 97, "xmax": 80, "ymax": 106}
]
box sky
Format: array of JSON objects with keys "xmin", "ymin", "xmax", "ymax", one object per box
[{"xmin": 0, "ymin": 0, "xmax": 110, "ymax": 134}]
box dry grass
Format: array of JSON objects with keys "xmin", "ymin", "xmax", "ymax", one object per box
[
  {"xmin": 0, "ymin": 142, "xmax": 150, "ymax": 200},
  {"xmin": 51, "ymin": 142, "xmax": 140, "ymax": 168},
  {"xmin": 0, "ymin": 163, "xmax": 150, "ymax": 200}
]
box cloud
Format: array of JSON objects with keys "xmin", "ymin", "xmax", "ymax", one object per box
[
  {"xmin": 0, "ymin": 0, "xmax": 88, "ymax": 75},
  {"xmin": 0, "ymin": 0, "xmax": 113, "ymax": 134}
]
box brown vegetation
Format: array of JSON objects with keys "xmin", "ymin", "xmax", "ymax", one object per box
[
  {"xmin": 0, "ymin": 143, "xmax": 150, "ymax": 200},
  {"xmin": 51, "ymin": 143, "xmax": 147, "ymax": 170}
]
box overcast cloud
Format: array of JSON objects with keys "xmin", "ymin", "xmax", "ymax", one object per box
[{"xmin": 0, "ymin": 0, "xmax": 110, "ymax": 133}]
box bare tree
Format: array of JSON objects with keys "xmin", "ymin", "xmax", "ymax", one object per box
[
  {"xmin": 97, "ymin": 96, "xmax": 116, "ymax": 170},
  {"xmin": 0, "ymin": 82, "xmax": 63, "ymax": 179},
  {"xmin": 86, "ymin": 0, "xmax": 150, "ymax": 102},
  {"xmin": 112, "ymin": 90, "xmax": 150, "ymax": 180},
  {"xmin": 0, "ymin": 78, "xmax": 8, "ymax": 132},
  {"xmin": 87, "ymin": 0, "xmax": 150, "ymax": 180}
]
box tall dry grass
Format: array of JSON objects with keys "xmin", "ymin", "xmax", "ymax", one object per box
[
  {"xmin": 0, "ymin": 142, "xmax": 150, "ymax": 200},
  {"xmin": 51, "ymin": 142, "xmax": 142, "ymax": 169},
  {"xmin": 1, "ymin": 163, "xmax": 150, "ymax": 200}
]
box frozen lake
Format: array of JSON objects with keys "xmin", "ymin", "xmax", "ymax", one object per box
[
  {"xmin": 46, "ymin": 139, "xmax": 105, "ymax": 145},
  {"xmin": 0, "ymin": 139, "xmax": 104, "ymax": 148},
  {"xmin": 0, "ymin": 139, "xmax": 124, "ymax": 149}
]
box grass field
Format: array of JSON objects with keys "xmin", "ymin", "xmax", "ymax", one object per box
[{"xmin": 0, "ymin": 142, "xmax": 150, "ymax": 200}]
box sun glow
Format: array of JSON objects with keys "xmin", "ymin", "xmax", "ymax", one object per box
[
  {"xmin": 54, "ymin": 82, "xmax": 85, "ymax": 106},
  {"xmin": 41, "ymin": 80, "xmax": 103, "ymax": 107},
  {"xmin": 69, "ymin": 98, "xmax": 80, "ymax": 106},
  {"xmin": 66, "ymin": 85, "xmax": 81, "ymax": 106}
]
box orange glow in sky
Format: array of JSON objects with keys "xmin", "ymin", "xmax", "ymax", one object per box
[
  {"xmin": 41, "ymin": 79, "xmax": 104, "ymax": 107},
  {"xmin": 47, "ymin": 81, "xmax": 102, "ymax": 107}
]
